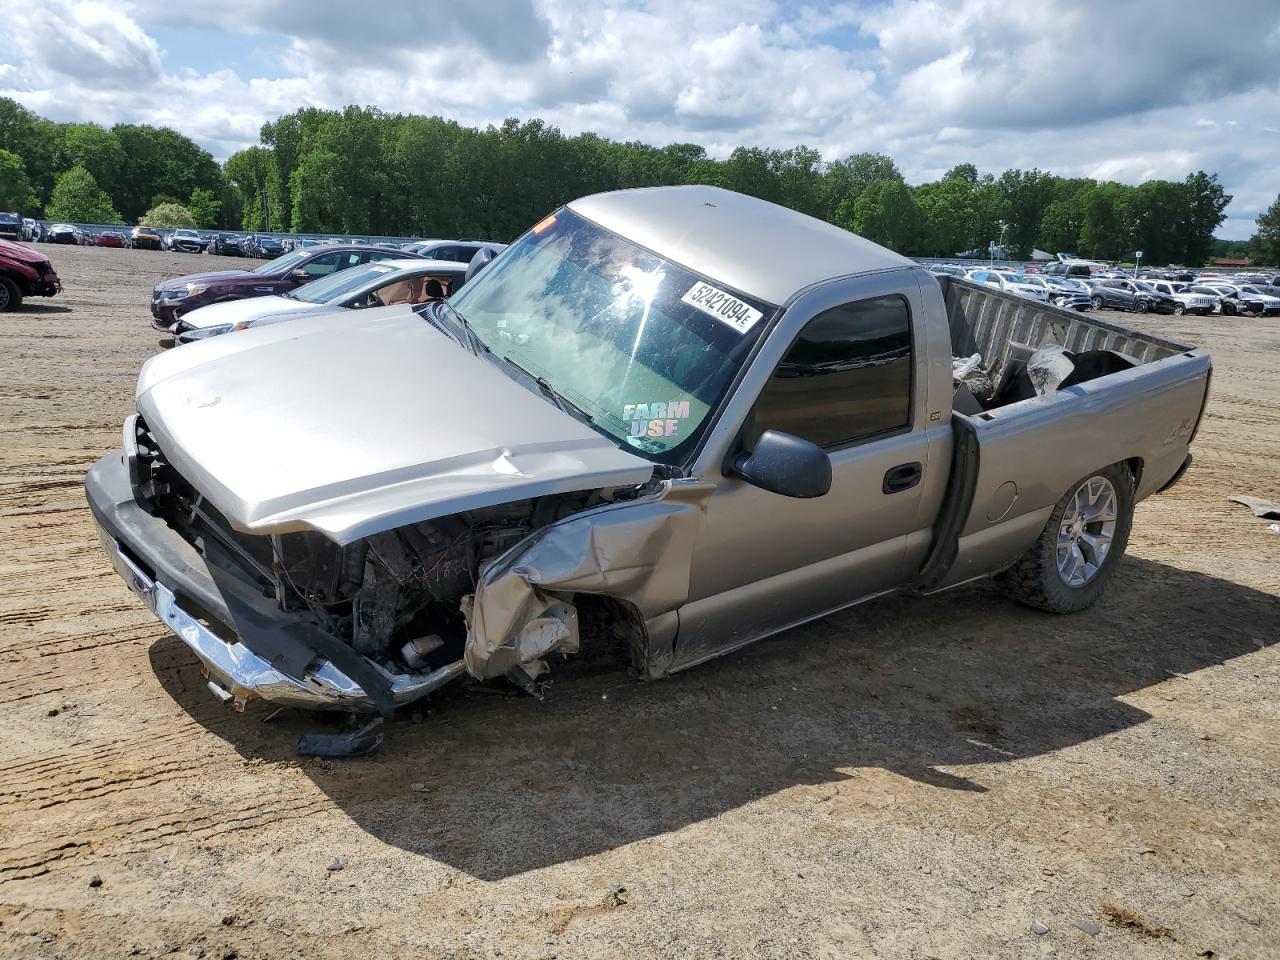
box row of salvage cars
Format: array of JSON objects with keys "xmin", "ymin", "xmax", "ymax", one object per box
[
  {"xmin": 150, "ymin": 241, "xmax": 504, "ymax": 342},
  {"xmin": 933, "ymin": 264, "xmax": 1280, "ymax": 317}
]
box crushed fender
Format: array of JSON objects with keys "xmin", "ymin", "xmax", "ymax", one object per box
[{"xmin": 463, "ymin": 478, "xmax": 714, "ymax": 680}]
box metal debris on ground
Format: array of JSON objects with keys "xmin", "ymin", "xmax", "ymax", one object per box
[
  {"xmin": 1030, "ymin": 919, "xmax": 1050, "ymax": 935},
  {"xmin": 296, "ymin": 717, "xmax": 384, "ymax": 758},
  {"xmin": 1228, "ymin": 495, "xmax": 1280, "ymax": 520}
]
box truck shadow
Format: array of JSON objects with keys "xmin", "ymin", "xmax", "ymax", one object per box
[{"xmin": 149, "ymin": 556, "xmax": 1278, "ymax": 881}]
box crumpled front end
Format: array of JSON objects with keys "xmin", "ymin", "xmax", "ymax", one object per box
[
  {"xmin": 463, "ymin": 479, "xmax": 714, "ymax": 682},
  {"xmin": 88, "ymin": 413, "xmax": 708, "ymax": 716}
]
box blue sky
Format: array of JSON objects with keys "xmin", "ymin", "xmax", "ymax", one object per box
[{"xmin": 2, "ymin": 0, "xmax": 1277, "ymax": 239}]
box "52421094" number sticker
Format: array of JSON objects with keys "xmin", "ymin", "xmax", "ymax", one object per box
[{"xmin": 681, "ymin": 281, "xmax": 763, "ymax": 334}]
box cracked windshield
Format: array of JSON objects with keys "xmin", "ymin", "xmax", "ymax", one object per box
[{"xmin": 447, "ymin": 208, "xmax": 773, "ymax": 460}]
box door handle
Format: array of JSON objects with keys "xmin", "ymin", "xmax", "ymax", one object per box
[{"xmin": 883, "ymin": 462, "xmax": 922, "ymax": 494}]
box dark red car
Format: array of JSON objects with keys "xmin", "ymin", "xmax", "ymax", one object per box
[
  {"xmin": 0, "ymin": 238, "xmax": 61, "ymax": 312},
  {"xmin": 97, "ymin": 231, "xmax": 126, "ymax": 248},
  {"xmin": 149, "ymin": 244, "xmax": 417, "ymax": 329}
]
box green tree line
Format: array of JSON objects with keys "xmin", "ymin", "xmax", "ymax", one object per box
[{"xmin": 3, "ymin": 96, "xmax": 1273, "ymax": 264}]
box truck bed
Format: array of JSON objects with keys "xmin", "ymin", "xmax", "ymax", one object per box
[
  {"xmin": 938, "ymin": 276, "xmax": 1190, "ymax": 391},
  {"xmin": 923, "ymin": 276, "xmax": 1212, "ymax": 591}
]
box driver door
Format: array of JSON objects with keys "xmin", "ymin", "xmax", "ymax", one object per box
[{"xmin": 672, "ymin": 271, "xmax": 949, "ymax": 670}]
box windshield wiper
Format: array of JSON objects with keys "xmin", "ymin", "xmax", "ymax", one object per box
[
  {"xmin": 500, "ymin": 355, "xmax": 594, "ymax": 423},
  {"xmin": 431, "ymin": 300, "xmax": 487, "ymax": 356}
]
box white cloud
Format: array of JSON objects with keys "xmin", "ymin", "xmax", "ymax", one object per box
[{"xmin": 0, "ymin": 0, "xmax": 1277, "ymax": 238}]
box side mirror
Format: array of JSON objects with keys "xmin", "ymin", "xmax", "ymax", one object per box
[
  {"xmin": 465, "ymin": 247, "xmax": 496, "ymax": 283},
  {"xmin": 729, "ymin": 430, "xmax": 831, "ymax": 498},
  {"xmin": 290, "ymin": 268, "xmax": 310, "ymax": 284}
]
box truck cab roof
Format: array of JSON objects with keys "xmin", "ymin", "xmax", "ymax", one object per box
[{"xmin": 567, "ymin": 185, "xmax": 913, "ymax": 307}]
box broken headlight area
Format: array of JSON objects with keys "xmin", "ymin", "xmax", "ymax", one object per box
[{"xmin": 131, "ymin": 416, "xmax": 625, "ymax": 703}]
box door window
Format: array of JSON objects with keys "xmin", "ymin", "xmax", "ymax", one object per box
[
  {"xmin": 750, "ymin": 296, "xmax": 913, "ymax": 448},
  {"xmin": 301, "ymin": 252, "xmax": 346, "ymax": 277}
]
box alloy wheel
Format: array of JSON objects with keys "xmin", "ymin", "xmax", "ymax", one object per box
[{"xmin": 1056, "ymin": 476, "xmax": 1118, "ymax": 587}]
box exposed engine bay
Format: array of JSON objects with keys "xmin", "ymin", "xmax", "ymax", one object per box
[{"xmin": 131, "ymin": 414, "xmax": 649, "ymax": 695}]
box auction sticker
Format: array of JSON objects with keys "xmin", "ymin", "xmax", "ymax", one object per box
[{"xmin": 681, "ymin": 281, "xmax": 763, "ymax": 334}]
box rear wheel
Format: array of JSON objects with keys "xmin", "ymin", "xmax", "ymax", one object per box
[
  {"xmin": 997, "ymin": 463, "xmax": 1134, "ymax": 613},
  {"xmin": 0, "ymin": 277, "xmax": 21, "ymax": 312},
  {"xmin": 1091, "ymin": 295, "xmax": 1104, "ymax": 309}
]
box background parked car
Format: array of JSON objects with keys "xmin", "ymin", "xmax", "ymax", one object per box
[
  {"xmin": 402, "ymin": 239, "xmax": 506, "ymax": 261},
  {"xmin": 164, "ymin": 229, "xmax": 206, "ymax": 253},
  {"xmin": 1145, "ymin": 280, "xmax": 1216, "ymax": 315},
  {"xmin": 1226, "ymin": 284, "xmax": 1280, "ymax": 316},
  {"xmin": 0, "ymin": 212, "xmax": 21, "ymax": 241},
  {"xmin": 1039, "ymin": 276, "xmax": 1093, "ymax": 310},
  {"xmin": 96, "ymin": 230, "xmax": 127, "ymax": 248},
  {"xmin": 1200, "ymin": 284, "xmax": 1267, "ymax": 316},
  {"xmin": 129, "ymin": 226, "xmax": 163, "ymax": 250},
  {"xmin": 209, "ymin": 233, "xmax": 244, "ymax": 256},
  {"xmin": 964, "ymin": 268, "xmax": 1047, "ymax": 300},
  {"xmin": 47, "ymin": 223, "xmax": 81, "ymax": 245},
  {"xmin": 0, "ymin": 237, "xmax": 61, "ymax": 311},
  {"xmin": 175, "ymin": 258, "xmax": 470, "ymax": 342},
  {"xmin": 150, "ymin": 243, "xmax": 419, "ymax": 329},
  {"xmin": 253, "ymin": 236, "xmax": 286, "ymax": 259}
]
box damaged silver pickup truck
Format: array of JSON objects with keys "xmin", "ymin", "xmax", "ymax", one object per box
[{"xmin": 86, "ymin": 186, "xmax": 1212, "ymax": 717}]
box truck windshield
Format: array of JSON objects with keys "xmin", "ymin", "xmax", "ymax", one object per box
[{"xmin": 448, "ymin": 207, "xmax": 775, "ymax": 462}]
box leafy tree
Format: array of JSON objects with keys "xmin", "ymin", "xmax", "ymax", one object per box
[
  {"xmin": 225, "ymin": 146, "xmax": 284, "ymax": 230},
  {"xmin": 1128, "ymin": 179, "xmax": 1188, "ymax": 265},
  {"xmin": 914, "ymin": 176, "xmax": 977, "ymax": 256},
  {"xmin": 997, "ymin": 169, "xmax": 1059, "ymax": 257},
  {"xmin": 844, "ymin": 179, "xmax": 922, "ymax": 253},
  {"xmin": 0, "ymin": 98, "xmax": 57, "ymax": 200},
  {"xmin": 111, "ymin": 124, "xmax": 224, "ymax": 223},
  {"xmin": 289, "ymin": 150, "xmax": 342, "ymax": 233},
  {"xmin": 1078, "ymin": 182, "xmax": 1133, "ymax": 261},
  {"xmin": 823, "ymin": 152, "xmax": 902, "ymax": 223},
  {"xmin": 1038, "ymin": 196, "xmax": 1084, "ymax": 254},
  {"xmin": 45, "ymin": 164, "xmax": 121, "ymax": 223},
  {"xmin": 187, "ymin": 187, "xmax": 222, "ymax": 229},
  {"xmin": 1180, "ymin": 171, "xmax": 1230, "ymax": 265},
  {"xmin": 139, "ymin": 202, "xmax": 197, "ymax": 229},
  {"xmin": 0, "ymin": 149, "xmax": 38, "ymax": 212},
  {"xmin": 1251, "ymin": 194, "xmax": 1280, "ymax": 266},
  {"xmin": 55, "ymin": 123, "xmax": 127, "ymax": 202}
]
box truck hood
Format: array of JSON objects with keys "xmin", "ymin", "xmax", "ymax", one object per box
[
  {"xmin": 134, "ymin": 307, "xmax": 655, "ymax": 544},
  {"xmin": 181, "ymin": 294, "xmax": 319, "ymax": 329}
]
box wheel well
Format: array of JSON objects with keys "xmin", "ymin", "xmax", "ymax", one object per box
[
  {"xmin": 1123, "ymin": 457, "xmax": 1143, "ymax": 490},
  {"xmin": 572, "ymin": 594, "xmax": 649, "ymax": 675}
]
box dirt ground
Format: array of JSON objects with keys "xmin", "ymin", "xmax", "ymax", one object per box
[{"xmin": 1, "ymin": 244, "xmax": 1277, "ymax": 960}]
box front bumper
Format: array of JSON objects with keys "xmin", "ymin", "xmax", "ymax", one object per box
[{"xmin": 85, "ymin": 451, "xmax": 463, "ymax": 713}]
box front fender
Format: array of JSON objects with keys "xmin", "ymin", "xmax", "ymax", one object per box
[{"xmin": 463, "ymin": 478, "xmax": 714, "ymax": 679}]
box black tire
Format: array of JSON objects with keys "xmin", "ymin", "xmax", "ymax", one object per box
[
  {"xmin": 1173, "ymin": 304, "xmax": 1186, "ymax": 316},
  {"xmin": 996, "ymin": 463, "xmax": 1135, "ymax": 614},
  {"xmin": 1135, "ymin": 299, "xmax": 1149, "ymax": 313},
  {"xmin": 1222, "ymin": 302, "xmax": 1236, "ymax": 316},
  {"xmin": 0, "ymin": 277, "xmax": 21, "ymax": 312},
  {"xmin": 1091, "ymin": 295, "xmax": 1104, "ymax": 310}
]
